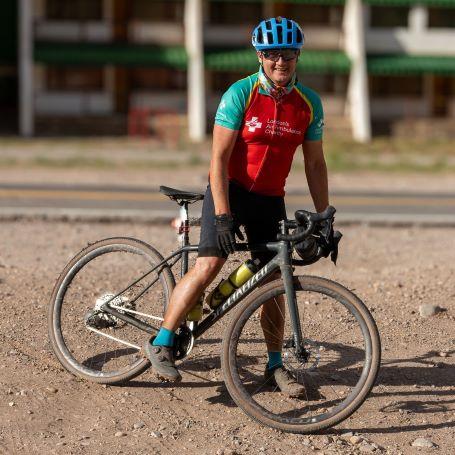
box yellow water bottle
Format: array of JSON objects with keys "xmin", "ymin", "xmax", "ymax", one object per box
[
  {"xmin": 206, "ymin": 260, "xmax": 259, "ymax": 309},
  {"xmin": 186, "ymin": 294, "xmax": 204, "ymax": 321}
]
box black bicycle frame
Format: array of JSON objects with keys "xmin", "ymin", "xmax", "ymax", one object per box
[{"xmin": 102, "ymin": 219, "xmax": 306, "ymax": 355}]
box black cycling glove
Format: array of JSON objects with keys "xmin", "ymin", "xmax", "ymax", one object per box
[
  {"xmin": 319, "ymin": 218, "xmax": 342, "ymax": 265},
  {"xmin": 214, "ymin": 214, "xmax": 244, "ymax": 256}
]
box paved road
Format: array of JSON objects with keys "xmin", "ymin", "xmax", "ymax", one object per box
[{"xmin": 1, "ymin": 183, "xmax": 454, "ymax": 225}]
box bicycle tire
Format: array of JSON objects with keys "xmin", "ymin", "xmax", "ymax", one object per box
[
  {"xmin": 222, "ymin": 275, "xmax": 381, "ymax": 433},
  {"xmin": 48, "ymin": 237, "xmax": 175, "ymax": 384}
]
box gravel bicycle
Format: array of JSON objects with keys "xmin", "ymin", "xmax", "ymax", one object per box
[{"xmin": 48, "ymin": 186, "xmax": 381, "ymax": 434}]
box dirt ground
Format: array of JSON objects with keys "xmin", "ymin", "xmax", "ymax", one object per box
[{"xmin": 0, "ymin": 219, "xmax": 454, "ymax": 455}]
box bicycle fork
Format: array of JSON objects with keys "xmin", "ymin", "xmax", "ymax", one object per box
[{"xmin": 277, "ymin": 228, "xmax": 308, "ymax": 363}]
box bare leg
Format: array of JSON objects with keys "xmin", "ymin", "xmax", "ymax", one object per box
[
  {"xmin": 260, "ymin": 273, "xmax": 285, "ymax": 352},
  {"xmin": 161, "ymin": 256, "xmax": 225, "ymax": 331}
]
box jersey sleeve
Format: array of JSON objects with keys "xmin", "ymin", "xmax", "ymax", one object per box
[
  {"xmin": 214, "ymin": 82, "xmax": 248, "ymax": 131},
  {"xmin": 304, "ymin": 91, "xmax": 324, "ymax": 141}
]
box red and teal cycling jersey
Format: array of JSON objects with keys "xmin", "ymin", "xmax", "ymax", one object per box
[{"xmin": 215, "ymin": 70, "xmax": 324, "ymax": 197}]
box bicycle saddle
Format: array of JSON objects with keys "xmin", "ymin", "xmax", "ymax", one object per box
[{"xmin": 159, "ymin": 186, "xmax": 204, "ymax": 204}]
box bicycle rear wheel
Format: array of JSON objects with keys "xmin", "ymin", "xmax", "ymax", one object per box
[
  {"xmin": 222, "ymin": 275, "xmax": 381, "ymax": 433},
  {"xmin": 48, "ymin": 237, "xmax": 175, "ymax": 384}
]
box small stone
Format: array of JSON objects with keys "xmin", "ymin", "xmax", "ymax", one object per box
[
  {"xmin": 56, "ymin": 442, "xmax": 66, "ymax": 447},
  {"xmin": 439, "ymin": 351, "xmax": 448, "ymax": 357},
  {"xmin": 350, "ymin": 436, "xmax": 363, "ymax": 445},
  {"xmin": 150, "ymin": 431, "xmax": 162, "ymax": 438},
  {"xmin": 19, "ymin": 390, "xmax": 27, "ymax": 396},
  {"xmin": 320, "ymin": 435, "xmax": 331, "ymax": 445},
  {"xmin": 133, "ymin": 421, "xmax": 145, "ymax": 430},
  {"xmin": 411, "ymin": 438, "xmax": 436, "ymax": 448},
  {"xmin": 419, "ymin": 304, "xmax": 442, "ymax": 317},
  {"xmin": 6, "ymin": 388, "xmax": 13, "ymax": 395},
  {"xmin": 114, "ymin": 431, "xmax": 127, "ymax": 437},
  {"xmin": 46, "ymin": 387, "xmax": 58, "ymax": 394},
  {"xmin": 359, "ymin": 443, "xmax": 376, "ymax": 453},
  {"xmin": 8, "ymin": 401, "xmax": 15, "ymax": 407},
  {"xmin": 341, "ymin": 432, "xmax": 354, "ymax": 439}
]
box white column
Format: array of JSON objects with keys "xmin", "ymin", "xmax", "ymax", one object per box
[
  {"xmin": 19, "ymin": 0, "xmax": 34, "ymax": 137},
  {"xmin": 184, "ymin": 0, "xmax": 206, "ymax": 142},
  {"xmin": 343, "ymin": 0, "xmax": 371, "ymax": 142},
  {"xmin": 409, "ymin": 5, "xmax": 428, "ymax": 33}
]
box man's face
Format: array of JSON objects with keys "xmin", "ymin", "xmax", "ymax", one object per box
[{"xmin": 257, "ymin": 49, "xmax": 300, "ymax": 86}]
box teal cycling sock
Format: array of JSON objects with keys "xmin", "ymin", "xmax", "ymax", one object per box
[
  {"xmin": 267, "ymin": 351, "xmax": 283, "ymax": 370},
  {"xmin": 152, "ymin": 327, "xmax": 175, "ymax": 347}
]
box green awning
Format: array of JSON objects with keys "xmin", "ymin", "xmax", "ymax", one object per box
[
  {"xmin": 211, "ymin": 0, "xmax": 345, "ymax": 4},
  {"xmin": 363, "ymin": 0, "xmax": 455, "ymax": 7},
  {"xmin": 34, "ymin": 43, "xmax": 188, "ymax": 68},
  {"xmin": 368, "ymin": 55, "xmax": 455, "ymax": 75},
  {"xmin": 206, "ymin": 49, "xmax": 351, "ymax": 73}
]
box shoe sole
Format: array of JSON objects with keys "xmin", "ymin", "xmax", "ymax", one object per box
[
  {"xmin": 266, "ymin": 375, "xmax": 306, "ymax": 398},
  {"xmin": 152, "ymin": 367, "xmax": 182, "ymax": 383},
  {"xmin": 143, "ymin": 343, "xmax": 182, "ymax": 383}
]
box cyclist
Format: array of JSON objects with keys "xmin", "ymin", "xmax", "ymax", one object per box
[{"xmin": 145, "ymin": 17, "xmax": 329, "ymax": 397}]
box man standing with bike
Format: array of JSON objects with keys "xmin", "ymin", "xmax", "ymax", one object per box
[{"xmin": 145, "ymin": 17, "xmax": 329, "ymax": 396}]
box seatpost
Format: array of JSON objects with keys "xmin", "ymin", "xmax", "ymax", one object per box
[{"xmin": 180, "ymin": 201, "xmax": 190, "ymax": 277}]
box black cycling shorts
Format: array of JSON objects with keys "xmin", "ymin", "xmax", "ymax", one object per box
[{"xmin": 198, "ymin": 181, "xmax": 286, "ymax": 265}]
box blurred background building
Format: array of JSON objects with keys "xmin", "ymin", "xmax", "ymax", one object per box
[{"xmin": 3, "ymin": 0, "xmax": 455, "ymax": 142}]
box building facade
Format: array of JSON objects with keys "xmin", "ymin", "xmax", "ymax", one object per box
[{"xmin": 14, "ymin": 0, "xmax": 455, "ymax": 141}]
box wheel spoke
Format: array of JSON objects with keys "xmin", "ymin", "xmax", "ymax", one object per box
[
  {"xmin": 225, "ymin": 277, "xmax": 379, "ymax": 431},
  {"xmin": 49, "ymin": 239, "xmax": 173, "ymax": 383}
]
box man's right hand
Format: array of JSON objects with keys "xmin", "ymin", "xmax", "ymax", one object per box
[{"xmin": 214, "ymin": 214, "xmax": 244, "ymax": 255}]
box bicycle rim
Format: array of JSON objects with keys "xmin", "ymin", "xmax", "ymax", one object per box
[
  {"xmin": 222, "ymin": 276, "xmax": 381, "ymax": 433},
  {"xmin": 49, "ymin": 238, "xmax": 174, "ymax": 384}
]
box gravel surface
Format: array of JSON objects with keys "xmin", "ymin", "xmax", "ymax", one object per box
[{"xmin": 0, "ymin": 220, "xmax": 454, "ymax": 454}]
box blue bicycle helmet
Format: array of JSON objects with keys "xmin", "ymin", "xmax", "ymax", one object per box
[{"xmin": 252, "ymin": 17, "xmax": 304, "ymax": 51}]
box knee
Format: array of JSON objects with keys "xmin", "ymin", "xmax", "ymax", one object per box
[{"xmin": 194, "ymin": 257, "xmax": 225, "ymax": 286}]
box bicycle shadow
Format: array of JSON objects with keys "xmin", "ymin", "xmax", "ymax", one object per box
[
  {"xmin": 109, "ymin": 346, "xmax": 455, "ymax": 432},
  {"xmin": 203, "ymin": 349, "xmax": 455, "ymax": 423}
]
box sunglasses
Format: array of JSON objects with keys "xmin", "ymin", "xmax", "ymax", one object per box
[{"xmin": 261, "ymin": 49, "xmax": 299, "ymax": 62}]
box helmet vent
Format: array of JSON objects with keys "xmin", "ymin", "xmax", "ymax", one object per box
[
  {"xmin": 257, "ymin": 28, "xmax": 263, "ymax": 43},
  {"xmin": 265, "ymin": 20, "xmax": 272, "ymax": 30},
  {"xmin": 287, "ymin": 31, "xmax": 293, "ymax": 43},
  {"xmin": 296, "ymin": 29, "xmax": 303, "ymax": 43},
  {"xmin": 266, "ymin": 32, "xmax": 273, "ymax": 44},
  {"xmin": 277, "ymin": 25, "xmax": 283, "ymax": 44}
]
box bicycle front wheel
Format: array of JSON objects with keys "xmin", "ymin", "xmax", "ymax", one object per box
[
  {"xmin": 222, "ymin": 275, "xmax": 381, "ymax": 433},
  {"xmin": 48, "ymin": 237, "xmax": 175, "ymax": 384}
]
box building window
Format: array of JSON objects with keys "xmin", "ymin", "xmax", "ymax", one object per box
[
  {"xmin": 46, "ymin": 0, "xmax": 103, "ymax": 21},
  {"xmin": 46, "ymin": 67, "xmax": 104, "ymax": 91},
  {"xmin": 299, "ymin": 73, "xmax": 348, "ymax": 95},
  {"xmin": 370, "ymin": 75, "xmax": 423, "ymax": 98},
  {"xmin": 370, "ymin": 7, "xmax": 409, "ymax": 28},
  {"xmin": 131, "ymin": 1, "xmax": 184, "ymax": 21},
  {"xmin": 280, "ymin": 5, "xmax": 344, "ymax": 27},
  {"xmin": 208, "ymin": 2, "xmax": 262, "ymax": 25},
  {"xmin": 130, "ymin": 68, "xmax": 186, "ymax": 91},
  {"xmin": 428, "ymin": 8, "xmax": 455, "ymax": 28}
]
